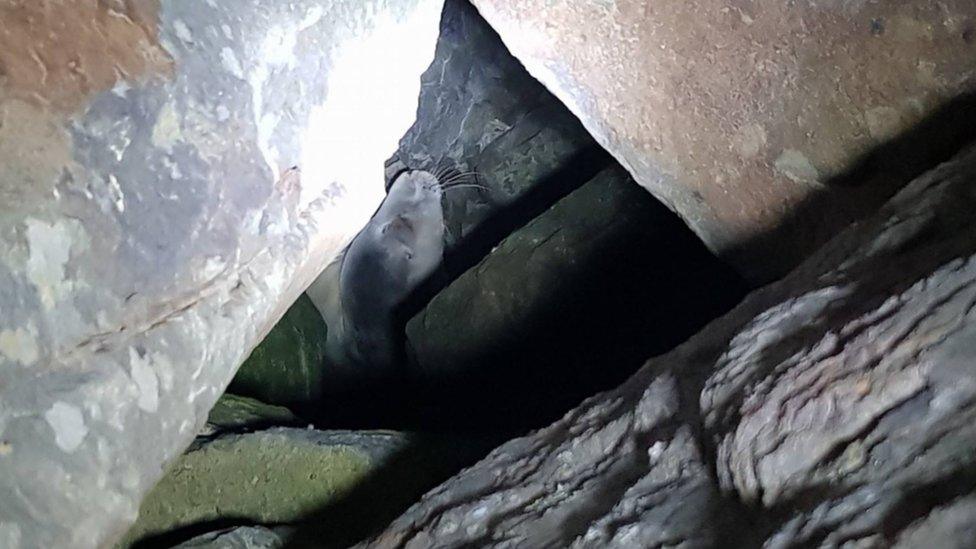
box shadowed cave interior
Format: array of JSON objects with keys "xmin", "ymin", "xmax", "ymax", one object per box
[{"xmin": 126, "ymin": 1, "xmax": 750, "ymax": 546}]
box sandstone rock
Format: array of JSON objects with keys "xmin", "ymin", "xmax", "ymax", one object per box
[
  {"xmin": 470, "ymin": 0, "xmax": 976, "ymax": 282},
  {"xmin": 362, "ymin": 143, "xmax": 976, "ymax": 547},
  {"xmin": 0, "ymin": 1, "xmax": 444, "ymax": 547},
  {"xmin": 229, "ymin": 293, "xmax": 328, "ymax": 410}
]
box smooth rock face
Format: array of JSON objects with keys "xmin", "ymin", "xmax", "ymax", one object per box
[
  {"xmin": 363, "ymin": 144, "xmax": 976, "ymax": 547},
  {"xmin": 0, "ymin": 1, "xmax": 444, "ymax": 547},
  {"xmin": 470, "ymin": 0, "xmax": 976, "ymax": 282}
]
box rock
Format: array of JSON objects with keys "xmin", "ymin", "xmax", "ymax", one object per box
[
  {"xmin": 199, "ymin": 394, "xmax": 300, "ymax": 437},
  {"xmin": 172, "ymin": 526, "xmax": 290, "ymax": 549},
  {"xmin": 402, "ymin": 163, "xmax": 744, "ymax": 430},
  {"xmin": 121, "ymin": 428, "xmax": 495, "ymax": 548},
  {"xmin": 119, "ymin": 428, "xmax": 411, "ymax": 547},
  {"xmin": 470, "ymin": 0, "xmax": 976, "ymax": 282},
  {"xmin": 228, "ymin": 293, "xmax": 328, "ymax": 410},
  {"xmin": 0, "ymin": 1, "xmax": 445, "ymax": 547},
  {"xmin": 361, "ymin": 143, "xmax": 976, "ymax": 546}
]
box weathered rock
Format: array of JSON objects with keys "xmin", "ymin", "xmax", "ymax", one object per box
[
  {"xmin": 229, "ymin": 293, "xmax": 328, "ymax": 409},
  {"xmin": 470, "ymin": 0, "xmax": 976, "ymax": 281},
  {"xmin": 362, "ymin": 144, "xmax": 976, "ymax": 547},
  {"xmin": 0, "ymin": 1, "xmax": 444, "ymax": 547},
  {"xmin": 120, "ymin": 428, "xmax": 411, "ymax": 547},
  {"xmin": 199, "ymin": 393, "xmax": 300, "ymax": 437}
]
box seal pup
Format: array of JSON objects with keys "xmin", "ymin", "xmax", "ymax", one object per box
[{"xmin": 338, "ymin": 168, "xmax": 482, "ymax": 371}]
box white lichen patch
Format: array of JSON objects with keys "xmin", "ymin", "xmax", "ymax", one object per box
[
  {"xmin": 0, "ymin": 327, "xmax": 40, "ymax": 365},
  {"xmin": 129, "ymin": 348, "xmax": 160, "ymax": 413},
  {"xmin": 152, "ymin": 100, "xmax": 183, "ymax": 151},
  {"xmin": 44, "ymin": 401, "xmax": 88, "ymax": 452},
  {"xmin": 774, "ymin": 149, "xmax": 821, "ymax": 185},
  {"xmin": 220, "ymin": 47, "xmax": 245, "ymax": 80},
  {"xmin": 107, "ymin": 174, "xmax": 125, "ymax": 213},
  {"xmin": 24, "ymin": 217, "xmax": 89, "ymax": 309},
  {"xmin": 735, "ymin": 122, "xmax": 767, "ymax": 159},
  {"xmin": 173, "ymin": 19, "xmax": 194, "ymax": 43}
]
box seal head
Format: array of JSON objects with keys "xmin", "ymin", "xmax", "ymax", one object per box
[{"xmin": 338, "ymin": 170, "xmax": 445, "ymax": 370}]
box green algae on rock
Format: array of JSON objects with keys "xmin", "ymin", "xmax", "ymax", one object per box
[
  {"xmin": 200, "ymin": 394, "xmax": 301, "ymax": 436},
  {"xmin": 230, "ymin": 293, "xmax": 329, "ymax": 408},
  {"xmin": 119, "ymin": 429, "xmax": 410, "ymax": 547}
]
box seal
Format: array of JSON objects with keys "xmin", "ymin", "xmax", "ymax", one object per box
[{"xmin": 337, "ymin": 169, "xmax": 447, "ymax": 370}]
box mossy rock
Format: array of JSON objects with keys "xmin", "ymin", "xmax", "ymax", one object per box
[
  {"xmin": 119, "ymin": 429, "xmax": 410, "ymax": 548},
  {"xmin": 230, "ymin": 293, "xmax": 328, "ymax": 407},
  {"xmin": 200, "ymin": 394, "xmax": 300, "ymax": 436}
]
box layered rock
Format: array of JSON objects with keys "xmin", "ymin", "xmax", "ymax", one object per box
[
  {"xmin": 0, "ymin": 1, "xmax": 444, "ymax": 547},
  {"xmin": 363, "ymin": 144, "xmax": 976, "ymax": 546},
  {"xmin": 470, "ymin": 0, "xmax": 976, "ymax": 281}
]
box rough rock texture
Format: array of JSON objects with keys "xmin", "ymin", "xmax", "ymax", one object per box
[
  {"xmin": 120, "ymin": 428, "xmax": 411, "ymax": 547},
  {"xmin": 363, "ymin": 144, "xmax": 976, "ymax": 547},
  {"xmin": 470, "ymin": 0, "xmax": 976, "ymax": 281},
  {"xmin": 0, "ymin": 2, "xmax": 444, "ymax": 547},
  {"xmin": 229, "ymin": 293, "xmax": 328, "ymax": 409}
]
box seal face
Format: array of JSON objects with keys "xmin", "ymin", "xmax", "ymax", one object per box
[{"xmin": 338, "ymin": 170, "xmax": 445, "ymax": 370}]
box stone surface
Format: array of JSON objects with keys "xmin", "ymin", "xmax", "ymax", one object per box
[
  {"xmin": 402, "ymin": 163, "xmax": 744, "ymax": 430},
  {"xmin": 173, "ymin": 526, "xmax": 289, "ymax": 549},
  {"xmin": 470, "ymin": 0, "xmax": 976, "ymax": 282},
  {"xmin": 119, "ymin": 428, "xmax": 411, "ymax": 547},
  {"xmin": 362, "ymin": 144, "xmax": 976, "ymax": 547},
  {"xmin": 0, "ymin": 1, "xmax": 444, "ymax": 547},
  {"xmin": 229, "ymin": 293, "xmax": 328, "ymax": 410},
  {"xmin": 199, "ymin": 393, "xmax": 300, "ymax": 437}
]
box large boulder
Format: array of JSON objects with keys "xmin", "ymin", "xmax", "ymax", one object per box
[
  {"xmin": 362, "ymin": 143, "xmax": 976, "ymax": 546},
  {"xmin": 470, "ymin": 0, "xmax": 976, "ymax": 281},
  {"xmin": 0, "ymin": 1, "xmax": 444, "ymax": 547}
]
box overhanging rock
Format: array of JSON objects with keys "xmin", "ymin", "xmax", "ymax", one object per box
[
  {"xmin": 470, "ymin": 0, "xmax": 976, "ymax": 282},
  {"xmin": 0, "ymin": 1, "xmax": 443, "ymax": 547}
]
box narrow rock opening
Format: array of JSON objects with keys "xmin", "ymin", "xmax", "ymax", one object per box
[{"xmin": 127, "ymin": 1, "xmax": 748, "ymax": 546}]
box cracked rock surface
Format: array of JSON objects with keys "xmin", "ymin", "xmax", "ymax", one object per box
[{"xmin": 362, "ymin": 144, "xmax": 976, "ymax": 547}]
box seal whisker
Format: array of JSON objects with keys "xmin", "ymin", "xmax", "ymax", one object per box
[
  {"xmin": 441, "ymin": 183, "xmax": 489, "ymax": 192},
  {"xmin": 439, "ymin": 172, "xmax": 481, "ymax": 186}
]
